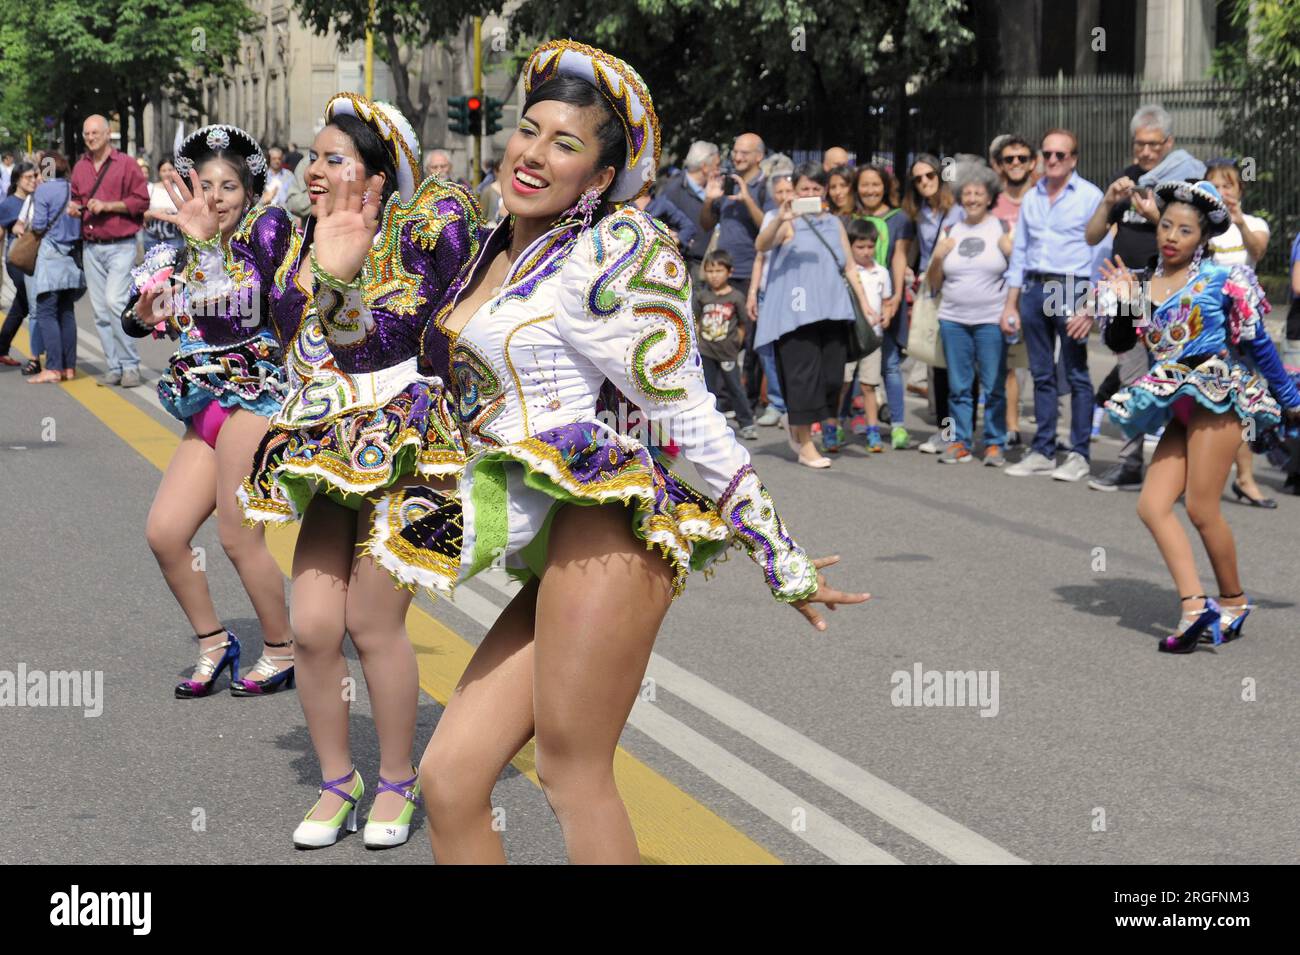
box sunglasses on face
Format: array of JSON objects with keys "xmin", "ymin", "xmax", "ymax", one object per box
[
  {"xmin": 1042, "ymin": 150, "xmax": 1071, "ymax": 162},
  {"xmin": 913, "ymin": 170, "xmax": 938, "ymax": 184},
  {"xmin": 999, "ymin": 154, "xmax": 1032, "ymax": 166}
]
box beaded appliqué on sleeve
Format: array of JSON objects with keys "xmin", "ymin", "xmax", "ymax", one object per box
[
  {"xmin": 584, "ymin": 211, "xmax": 697, "ymax": 403},
  {"xmin": 717, "ymin": 465, "xmax": 818, "ymax": 603},
  {"xmin": 311, "ymin": 253, "xmax": 375, "ymax": 348}
]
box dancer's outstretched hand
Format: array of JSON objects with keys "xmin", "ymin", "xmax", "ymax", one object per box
[
  {"xmin": 791, "ymin": 555, "xmax": 871, "ymax": 632},
  {"xmin": 156, "ymin": 168, "xmax": 220, "ymax": 244},
  {"xmin": 313, "ymin": 170, "xmax": 384, "ymax": 283}
]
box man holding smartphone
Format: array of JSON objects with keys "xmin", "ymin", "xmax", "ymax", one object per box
[{"xmin": 1083, "ymin": 105, "xmax": 1204, "ymax": 492}]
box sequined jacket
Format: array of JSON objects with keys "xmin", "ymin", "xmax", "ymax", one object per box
[{"xmin": 430, "ymin": 206, "xmax": 819, "ymax": 603}]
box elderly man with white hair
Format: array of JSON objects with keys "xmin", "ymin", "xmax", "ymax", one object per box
[
  {"xmin": 659, "ymin": 140, "xmax": 720, "ymax": 278},
  {"xmin": 1084, "ymin": 103, "xmax": 1206, "ymax": 492},
  {"xmin": 423, "ymin": 148, "xmax": 453, "ymax": 180}
]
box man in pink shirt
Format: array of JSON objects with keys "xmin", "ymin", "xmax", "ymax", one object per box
[
  {"xmin": 69, "ymin": 114, "xmax": 149, "ymax": 386},
  {"xmin": 991, "ymin": 134, "xmax": 1034, "ymax": 227}
]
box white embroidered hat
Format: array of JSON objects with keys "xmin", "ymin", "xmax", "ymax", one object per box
[
  {"xmin": 522, "ymin": 40, "xmax": 661, "ymax": 203},
  {"xmin": 174, "ymin": 124, "xmax": 268, "ymax": 195},
  {"xmin": 323, "ymin": 93, "xmax": 422, "ymax": 202}
]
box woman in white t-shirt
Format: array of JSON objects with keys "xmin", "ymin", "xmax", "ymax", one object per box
[
  {"xmin": 143, "ymin": 158, "xmax": 184, "ymax": 255},
  {"xmin": 925, "ymin": 165, "xmax": 1013, "ymax": 466},
  {"xmin": 1206, "ymin": 159, "xmax": 1277, "ymax": 508}
]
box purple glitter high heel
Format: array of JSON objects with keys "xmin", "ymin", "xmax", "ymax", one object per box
[
  {"xmin": 1158, "ymin": 596, "xmax": 1221, "ymax": 654},
  {"xmin": 175, "ymin": 628, "xmax": 241, "ymax": 698}
]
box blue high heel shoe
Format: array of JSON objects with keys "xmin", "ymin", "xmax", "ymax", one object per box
[
  {"xmin": 230, "ymin": 639, "xmax": 296, "ymax": 696},
  {"xmin": 1158, "ymin": 595, "xmax": 1221, "ymax": 654},
  {"xmin": 1217, "ymin": 592, "xmax": 1253, "ymax": 643},
  {"xmin": 175, "ymin": 627, "xmax": 241, "ymax": 697}
]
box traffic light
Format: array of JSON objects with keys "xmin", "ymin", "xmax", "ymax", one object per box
[
  {"xmin": 466, "ymin": 95, "xmax": 483, "ymax": 136},
  {"xmin": 447, "ymin": 96, "xmax": 469, "ymax": 135},
  {"xmin": 484, "ymin": 96, "xmax": 505, "ymax": 136}
]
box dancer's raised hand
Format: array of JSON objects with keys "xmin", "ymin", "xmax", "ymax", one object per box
[
  {"xmin": 155, "ymin": 168, "xmax": 220, "ymax": 244},
  {"xmin": 791, "ymin": 555, "xmax": 871, "ymax": 632},
  {"xmin": 312, "ymin": 169, "xmax": 384, "ymax": 283}
]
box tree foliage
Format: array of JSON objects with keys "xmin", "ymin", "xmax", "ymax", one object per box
[{"xmin": 507, "ymin": 0, "xmax": 974, "ymax": 158}]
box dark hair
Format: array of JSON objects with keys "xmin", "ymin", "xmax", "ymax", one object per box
[
  {"xmin": 852, "ymin": 164, "xmax": 898, "ymax": 212},
  {"xmin": 328, "ymin": 113, "xmax": 400, "ymax": 209},
  {"xmin": 793, "ymin": 161, "xmax": 828, "ymax": 190},
  {"xmin": 996, "ymin": 135, "xmax": 1034, "ymax": 164},
  {"xmin": 827, "ymin": 164, "xmax": 856, "ymax": 214},
  {"xmin": 703, "ymin": 248, "xmax": 734, "ymax": 271},
  {"xmin": 846, "ymin": 217, "xmax": 879, "ymax": 245},
  {"xmin": 42, "ymin": 151, "xmax": 71, "ymax": 179},
  {"xmin": 6, "ymin": 161, "xmax": 36, "ymax": 196},
  {"xmin": 902, "ymin": 153, "xmax": 953, "ymax": 220},
  {"xmin": 522, "ymin": 74, "xmax": 628, "ymax": 222},
  {"xmin": 1205, "ymin": 158, "xmax": 1244, "ymax": 197},
  {"xmin": 1161, "ymin": 196, "xmax": 1211, "ymax": 243}
]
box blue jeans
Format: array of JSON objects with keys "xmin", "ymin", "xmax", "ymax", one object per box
[
  {"xmin": 35, "ymin": 289, "xmax": 78, "ymax": 371},
  {"xmin": 879, "ymin": 324, "xmax": 905, "ymax": 429},
  {"xmin": 939, "ymin": 320, "xmax": 1007, "ymax": 447},
  {"xmin": 757, "ymin": 342, "xmax": 785, "ymax": 414},
  {"xmin": 1019, "ymin": 279, "xmax": 1092, "ymax": 458},
  {"xmin": 83, "ymin": 238, "xmax": 140, "ymax": 373}
]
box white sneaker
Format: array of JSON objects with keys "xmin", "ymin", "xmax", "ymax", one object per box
[
  {"xmin": 756, "ymin": 405, "xmax": 782, "ymax": 427},
  {"xmin": 1005, "ymin": 451, "xmax": 1057, "ymax": 476},
  {"xmin": 918, "ymin": 432, "xmax": 946, "ymax": 454},
  {"xmin": 724, "ymin": 409, "xmax": 737, "ymax": 420},
  {"xmin": 1051, "ymin": 451, "xmax": 1091, "ymax": 482}
]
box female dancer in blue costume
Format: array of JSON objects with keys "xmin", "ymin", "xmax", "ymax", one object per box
[
  {"xmin": 398, "ymin": 41, "xmax": 868, "ymax": 863},
  {"xmin": 124, "ymin": 125, "xmax": 294, "ymax": 699},
  {"xmin": 176, "ymin": 94, "xmax": 479, "ymax": 848},
  {"xmin": 1098, "ymin": 179, "xmax": 1300, "ymax": 652}
]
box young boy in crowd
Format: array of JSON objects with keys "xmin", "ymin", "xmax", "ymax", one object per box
[
  {"xmin": 843, "ymin": 218, "xmax": 892, "ymax": 451},
  {"xmin": 693, "ymin": 249, "xmax": 757, "ymax": 438}
]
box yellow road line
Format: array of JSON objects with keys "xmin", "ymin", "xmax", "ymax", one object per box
[{"xmin": 11, "ymin": 326, "xmax": 778, "ymax": 864}]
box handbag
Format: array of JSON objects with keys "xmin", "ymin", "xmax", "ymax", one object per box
[
  {"xmin": 906, "ymin": 275, "xmax": 945, "ymax": 368},
  {"xmin": 801, "ymin": 214, "xmax": 880, "ymax": 361}
]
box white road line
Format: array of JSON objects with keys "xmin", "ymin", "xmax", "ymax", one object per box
[
  {"xmin": 646, "ymin": 655, "xmax": 1029, "ymax": 865},
  {"xmin": 629, "ymin": 698, "xmax": 900, "ymax": 864}
]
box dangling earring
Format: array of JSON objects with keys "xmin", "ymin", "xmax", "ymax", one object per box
[
  {"xmin": 1189, "ymin": 243, "xmax": 1204, "ymax": 274},
  {"xmin": 565, "ymin": 188, "xmax": 602, "ymax": 228}
]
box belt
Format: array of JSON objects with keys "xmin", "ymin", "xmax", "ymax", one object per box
[
  {"xmin": 1025, "ymin": 270, "xmax": 1088, "ymax": 285},
  {"xmin": 84, "ymin": 235, "xmax": 136, "ymax": 245}
]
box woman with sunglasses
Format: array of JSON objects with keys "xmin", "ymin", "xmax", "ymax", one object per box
[
  {"xmin": 1099, "ymin": 180, "xmax": 1300, "ymax": 652},
  {"xmin": 902, "ymin": 153, "xmax": 963, "ymax": 453}
]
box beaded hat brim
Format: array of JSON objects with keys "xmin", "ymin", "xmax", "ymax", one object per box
[
  {"xmin": 523, "ymin": 40, "xmax": 661, "ymax": 203},
  {"xmin": 174, "ymin": 124, "xmax": 268, "ymax": 196},
  {"xmin": 1154, "ymin": 179, "xmax": 1232, "ymax": 237}
]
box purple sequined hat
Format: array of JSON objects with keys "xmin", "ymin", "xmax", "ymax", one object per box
[
  {"xmin": 523, "ymin": 40, "xmax": 661, "ymax": 203},
  {"xmin": 174, "ymin": 124, "xmax": 268, "ymax": 195}
]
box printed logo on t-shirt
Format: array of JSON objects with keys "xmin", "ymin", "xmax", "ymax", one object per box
[
  {"xmin": 957, "ymin": 236, "xmax": 986, "ymax": 258},
  {"xmin": 700, "ymin": 301, "xmax": 736, "ymax": 342}
]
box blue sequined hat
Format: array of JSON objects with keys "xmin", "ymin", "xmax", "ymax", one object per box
[
  {"xmin": 523, "ymin": 40, "xmax": 661, "ymax": 203},
  {"xmin": 174, "ymin": 124, "xmax": 268, "ymax": 196},
  {"xmin": 1154, "ymin": 179, "xmax": 1232, "ymax": 236}
]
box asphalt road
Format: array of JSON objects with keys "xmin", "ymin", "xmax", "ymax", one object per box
[{"xmin": 2, "ymin": 295, "xmax": 1297, "ymax": 865}]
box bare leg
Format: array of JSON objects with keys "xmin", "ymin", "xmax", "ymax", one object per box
[
  {"xmin": 420, "ymin": 578, "xmax": 540, "ymax": 864},
  {"xmin": 790, "ymin": 423, "xmax": 822, "ymax": 463},
  {"xmin": 1184, "ymin": 406, "xmax": 1245, "ymax": 603},
  {"xmin": 1135, "ymin": 420, "xmax": 1202, "ymax": 609},
  {"xmin": 532, "ymin": 503, "xmax": 675, "ymax": 864},
  {"xmin": 291, "ymin": 495, "xmax": 356, "ymax": 820},
  {"xmin": 862, "ymin": 382, "xmax": 879, "ymax": 428},
  {"xmin": 213, "ymin": 409, "xmax": 293, "ymax": 668},
  {"xmin": 343, "ymin": 490, "xmax": 423, "ymax": 822},
  {"xmin": 145, "ymin": 427, "xmax": 225, "ymax": 667}
]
